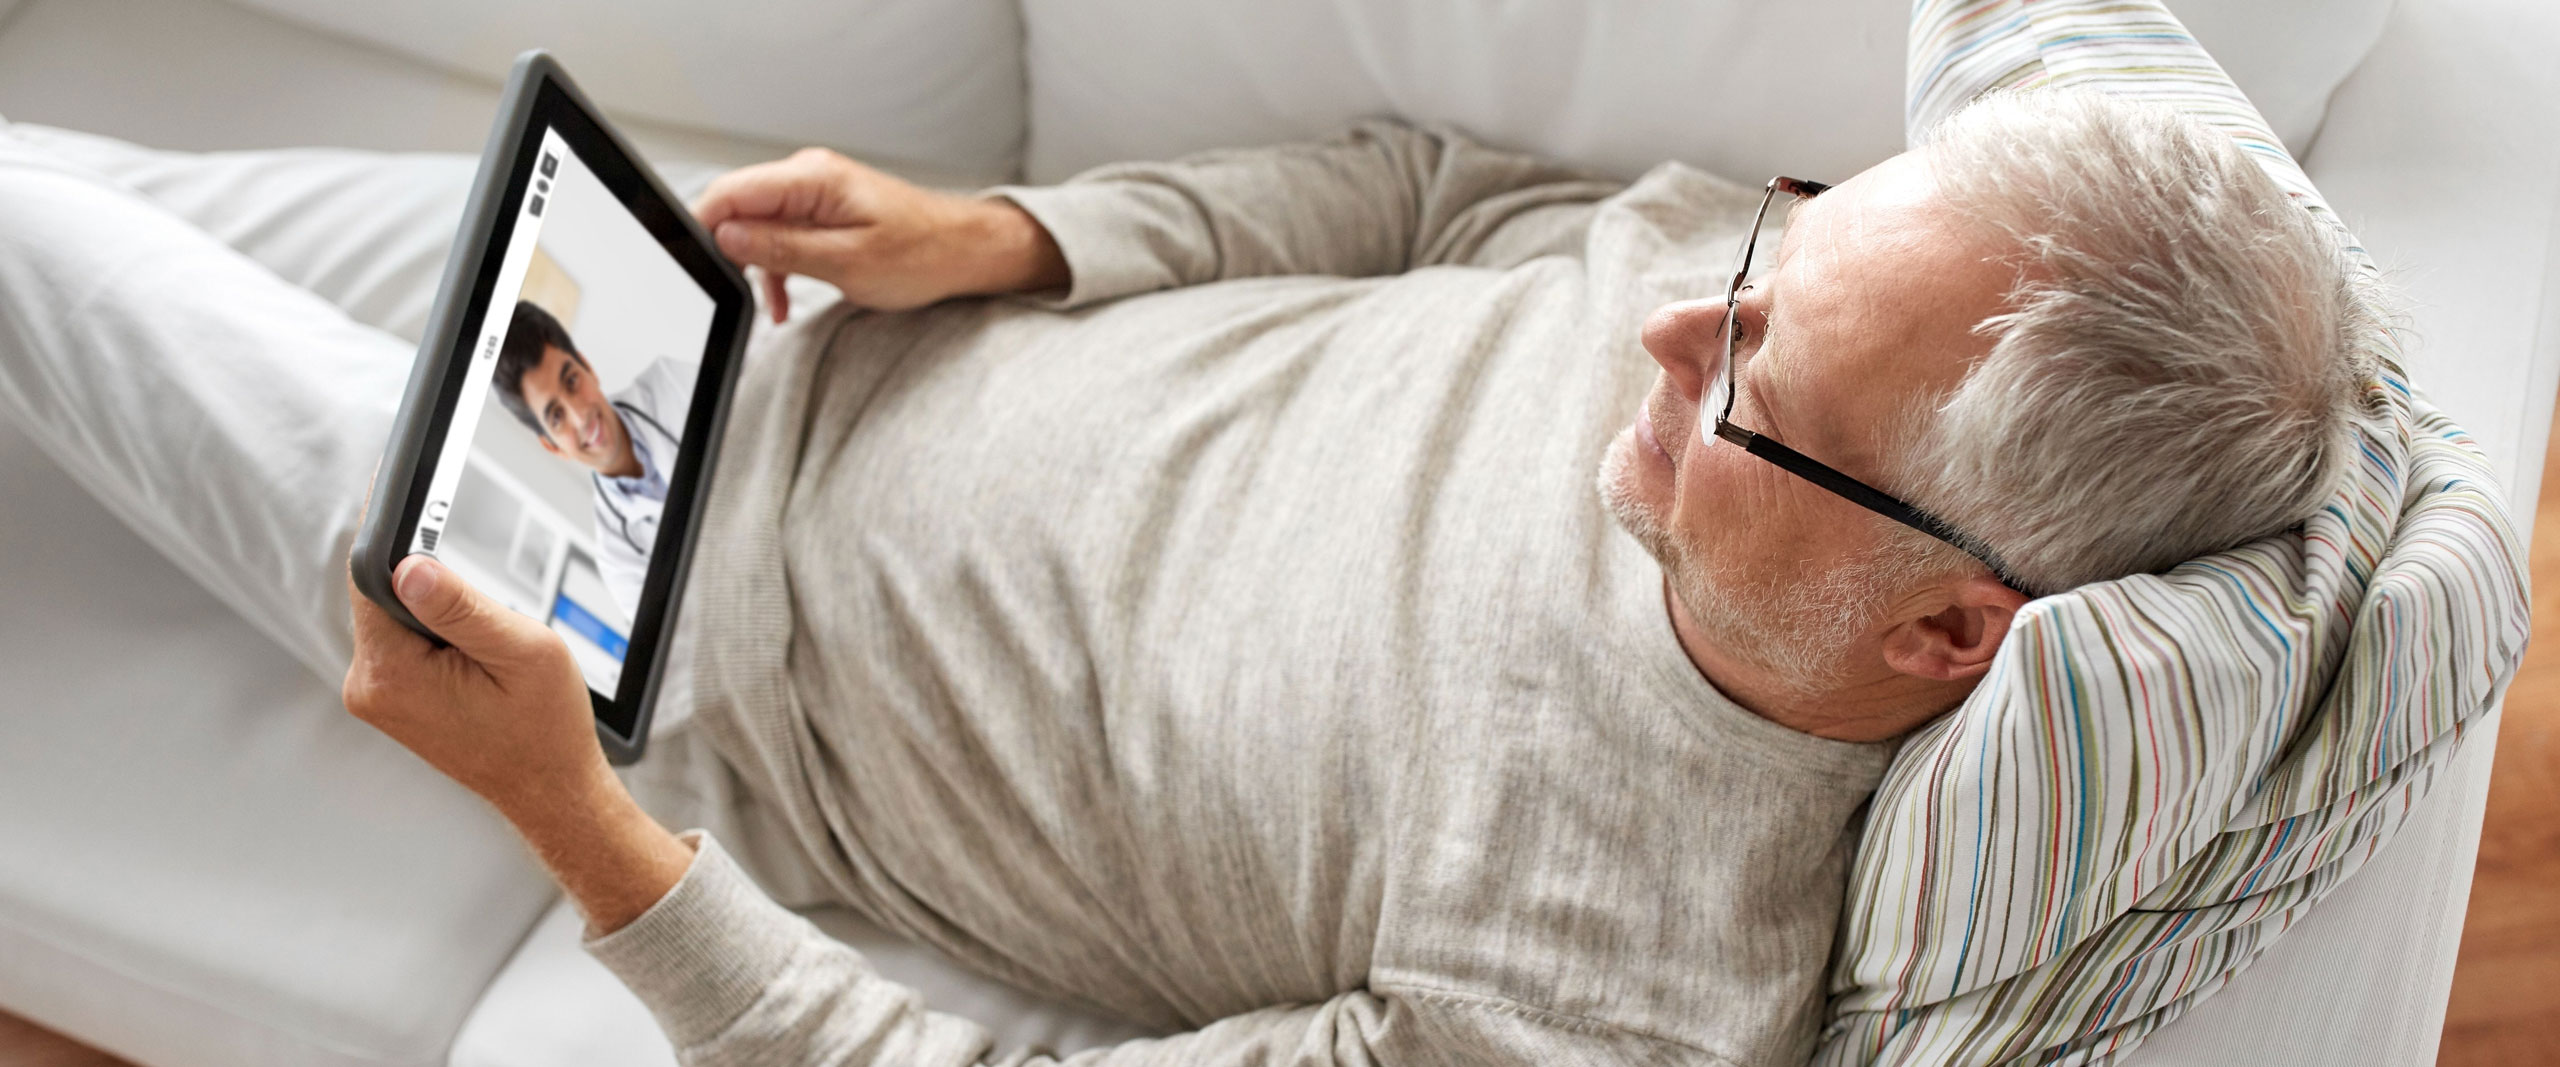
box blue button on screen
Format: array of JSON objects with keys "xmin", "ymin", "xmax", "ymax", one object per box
[{"xmin": 551, "ymin": 594, "xmax": 628, "ymax": 661}]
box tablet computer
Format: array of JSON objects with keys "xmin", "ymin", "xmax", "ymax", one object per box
[{"xmin": 353, "ymin": 51, "xmax": 751, "ymax": 764}]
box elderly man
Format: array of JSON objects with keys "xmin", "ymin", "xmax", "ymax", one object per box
[
  {"xmin": 346, "ymin": 85, "xmax": 2359, "ymax": 1067},
  {"xmin": 0, "ymin": 3, "xmax": 2368, "ymax": 1066}
]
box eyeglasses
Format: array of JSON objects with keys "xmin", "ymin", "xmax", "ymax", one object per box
[{"xmin": 1705, "ymin": 176, "xmax": 2032, "ymax": 595}]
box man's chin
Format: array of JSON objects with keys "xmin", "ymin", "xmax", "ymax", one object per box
[
  {"xmin": 1599, "ymin": 438, "xmax": 1862, "ymax": 697},
  {"xmin": 1597, "ymin": 433, "xmax": 1677, "ymax": 564}
]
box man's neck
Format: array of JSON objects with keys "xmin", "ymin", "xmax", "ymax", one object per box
[
  {"xmin": 1663, "ymin": 577, "xmax": 1957, "ymax": 743},
  {"xmin": 604, "ymin": 410, "xmax": 645, "ymax": 480}
]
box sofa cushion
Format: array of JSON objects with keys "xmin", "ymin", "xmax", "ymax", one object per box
[
  {"xmin": 214, "ymin": 0, "xmax": 1026, "ymax": 184},
  {"xmin": 1021, "ymin": 0, "xmax": 2389, "ymax": 185},
  {"xmin": 0, "ymin": 417, "xmax": 557, "ymax": 1067},
  {"xmin": 0, "ymin": 0, "xmax": 800, "ymax": 174}
]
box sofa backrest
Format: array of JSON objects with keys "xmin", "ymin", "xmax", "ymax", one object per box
[
  {"xmin": 216, "ymin": 0, "xmax": 1027, "ymax": 183},
  {"xmin": 221, "ymin": 1, "xmax": 2390, "ymax": 188},
  {"xmin": 1021, "ymin": 0, "xmax": 2395, "ymax": 184}
]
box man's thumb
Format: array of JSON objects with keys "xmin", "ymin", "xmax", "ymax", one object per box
[{"xmin": 394, "ymin": 555, "xmax": 521, "ymax": 653}]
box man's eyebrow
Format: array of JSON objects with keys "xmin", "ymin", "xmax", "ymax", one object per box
[
  {"xmin": 1754, "ymin": 201, "xmax": 1811, "ymax": 391},
  {"xmin": 1772, "ymin": 200, "xmax": 1808, "ymax": 267},
  {"xmin": 1758, "ymin": 297, "xmax": 1794, "ymax": 390},
  {"xmin": 1741, "ymin": 345, "xmax": 1786, "ymax": 442}
]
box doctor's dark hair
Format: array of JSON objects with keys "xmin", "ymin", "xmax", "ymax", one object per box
[{"xmin": 491, "ymin": 300, "xmax": 590, "ymax": 441}]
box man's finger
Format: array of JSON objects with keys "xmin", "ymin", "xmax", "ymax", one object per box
[
  {"xmin": 714, "ymin": 219, "xmax": 859, "ymax": 279},
  {"xmin": 693, "ymin": 159, "xmax": 805, "ymax": 230},
  {"xmin": 392, "ymin": 554, "xmax": 527, "ymax": 656},
  {"xmin": 761, "ymin": 268, "xmax": 791, "ymax": 324},
  {"xmin": 692, "ymin": 150, "xmax": 849, "ymax": 231}
]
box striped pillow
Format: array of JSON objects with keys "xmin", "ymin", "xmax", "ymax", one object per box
[{"xmin": 1816, "ymin": 3, "xmax": 2533, "ymax": 1064}]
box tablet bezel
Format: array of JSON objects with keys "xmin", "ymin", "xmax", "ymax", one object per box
[{"xmin": 351, "ymin": 50, "xmax": 751, "ymax": 764}]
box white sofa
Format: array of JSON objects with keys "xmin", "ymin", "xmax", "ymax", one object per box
[{"xmin": 1, "ymin": 1, "xmax": 2552, "ymax": 1064}]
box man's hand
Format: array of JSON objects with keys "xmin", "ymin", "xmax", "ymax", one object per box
[
  {"xmin": 693, "ymin": 147, "xmax": 1068, "ymax": 321},
  {"xmin": 345, "ymin": 554, "xmax": 606, "ymax": 811},
  {"xmin": 344, "ymin": 556, "xmax": 693, "ymax": 934}
]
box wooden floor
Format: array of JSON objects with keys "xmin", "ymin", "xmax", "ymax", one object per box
[
  {"xmin": 0, "ymin": 1011, "xmax": 119, "ymax": 1067},
  {"xmin": 6, "ymin": 441, "xmax": 2560, "ymax": 1065},
  {"xmin": 2437, "ymin": 411, "xmax": 2560, "ymax": 1065}
]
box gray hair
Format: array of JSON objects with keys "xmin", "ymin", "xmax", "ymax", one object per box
[{"xmin": 1889, "ymin": 87, "xmax": 2382, "ymax": 596}]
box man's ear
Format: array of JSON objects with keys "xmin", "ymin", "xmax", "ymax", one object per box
[
  {"xmin": 535, "ymin": 432, "xmax": 565, "ymax": 459},
  {"xmin": 1880, "ymin": 574, "xmax": 2030, "ymax": 682}
]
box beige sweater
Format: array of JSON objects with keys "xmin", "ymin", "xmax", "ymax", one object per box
[{"xmin": 589, "ymin": 121, "xmax": 1893, "ymax": 1067}]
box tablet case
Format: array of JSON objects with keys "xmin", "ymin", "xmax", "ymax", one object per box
[{"xmin": 351, "ymin": 50, "xmax": 751, "ymax": 763}]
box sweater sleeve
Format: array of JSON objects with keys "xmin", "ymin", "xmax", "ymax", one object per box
[
  {"xmin": 984, "ymin": 119, "xmax": 1622, "ymax": 310},
  {"xmin": 587, "ymin": 833, "xmax": 1691, "ymax": 1067}
]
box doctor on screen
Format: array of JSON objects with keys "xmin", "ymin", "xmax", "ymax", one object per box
[{"xmin": 489, "ymin": 300, "xmax": 695, "ymax": 617}]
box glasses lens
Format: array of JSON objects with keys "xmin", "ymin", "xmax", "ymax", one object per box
[{"xmin": 1700, "ymin": 300, "xmax": 1736, "ymax": 446}]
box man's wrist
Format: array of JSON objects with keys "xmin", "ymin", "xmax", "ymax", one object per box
[
  {"xmin": 968, "ymin": 195, "xmax": 1070, "ymax": 297},
  {"xmin": 499, "ymin": 761, "xmax": 697, "ymax": 936}
]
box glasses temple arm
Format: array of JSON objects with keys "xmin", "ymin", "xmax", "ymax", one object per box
[{"xmin": 1711, "ymin": 423, "xmax": 2034, "ymax": 595}]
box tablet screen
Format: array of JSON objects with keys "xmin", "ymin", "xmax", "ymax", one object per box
[{"xmin": 408, "ymin": 124, "xmax": 713, "ymax": 699}]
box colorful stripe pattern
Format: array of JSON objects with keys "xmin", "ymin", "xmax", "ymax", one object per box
[{"xmin": 1816, "ymin": 2, "xmax": 2533, "ymax": 1065}]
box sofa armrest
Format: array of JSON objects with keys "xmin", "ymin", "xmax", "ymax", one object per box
[
  {"xmin": 2128, "ymin": 3, "xmax": 2560, "ymax": 1063},
  {"xmin": 2303, "ymin": 0, "xmax": 2560, "ymax": 521}
]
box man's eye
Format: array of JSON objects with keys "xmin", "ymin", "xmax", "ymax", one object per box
[{"xmin": 1729, "ymin": 286, "xmax": 1767, "ymax": 363}]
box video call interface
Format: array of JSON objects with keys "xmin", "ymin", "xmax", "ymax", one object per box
[{"xmin": 410, "ymin": 127, "xmax": 713, "ymax": 696}]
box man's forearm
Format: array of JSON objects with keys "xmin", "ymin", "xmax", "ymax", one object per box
[
  {"xmin": 499, "ymin": 762, "xmax": 697, "ymax": 936},
  {"xmin": 986, "ymin": 120, "xmax": 1619, "ymax": 311}
]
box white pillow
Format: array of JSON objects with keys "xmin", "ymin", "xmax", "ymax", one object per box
[
  {"xmin": 1022, "ymin": 0, "xmax": 2390, "ymax": 184},
  {"xmin": 217, "ymin": 0, "xmax": 1027, "ymax": 184}
]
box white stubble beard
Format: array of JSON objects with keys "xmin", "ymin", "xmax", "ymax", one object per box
[{"xmin": 1596, "ymin": 432, "xmax": 1881, "ymax": 698}]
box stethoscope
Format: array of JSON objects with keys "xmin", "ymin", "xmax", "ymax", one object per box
[{"xmin": 592, "ymin": 399, "xmax": 681, "ymax": 554}]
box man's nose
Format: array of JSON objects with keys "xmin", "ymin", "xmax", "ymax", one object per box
[{"xmin": 1640, "ymin": 298, "xmax": 1726, "ymax": 402}]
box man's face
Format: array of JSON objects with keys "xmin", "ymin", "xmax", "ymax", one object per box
[
  {"xmin": 519, "ymin": 344, "xmax": 636, "ymax": 477},
  {"xmin": 1599, "ymin": 151, "xmax": 2015, "ymax": 690}
]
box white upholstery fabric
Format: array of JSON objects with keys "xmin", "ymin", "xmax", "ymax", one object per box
[
  {"xmin": 1019, "ymin": 0, "xmax": 2390, "ymax": 185},
  {"xmin": 214, "ymin": 0, "xmax": 1026, "ymax": 185},
  {"xmin": 0, "ymin": 0, "xmax": 806, "ymax": 175},
  {"xmin": 0, "ymin": 413, "xmax": 555, "ymax": 1067},
  {"xmin": 2301, "ymin": 0, "xmax": 2560, "ymax": 502}
]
